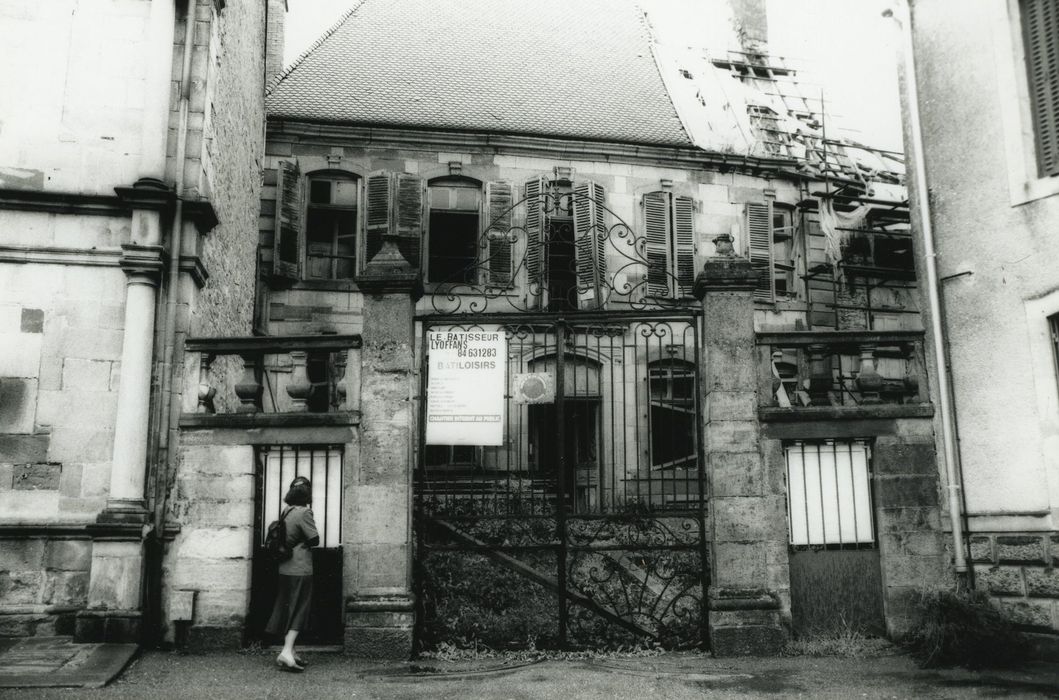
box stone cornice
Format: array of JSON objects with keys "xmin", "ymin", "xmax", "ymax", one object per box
[
  {"xmin": 0, "ymin": 186, "xmax": 218, "ymax": 235},
  {"xmin": 0, "ymin": 188, "xmax": 125, "ymax": 217},
  {"xmin": 267, "ymin": 120, "xmax": 798, "ymax": 177}
]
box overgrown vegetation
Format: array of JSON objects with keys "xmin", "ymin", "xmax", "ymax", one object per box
[
  {"xmin": 784, "ymin": 623, "xmax": 893, "ymax": 658},
  {"xmin": 900, "ymin": 590, "xmax": 1027, "ymax": 669}
]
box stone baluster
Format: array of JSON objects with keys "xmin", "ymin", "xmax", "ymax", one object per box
[
  {"xmin": 806, "ymin": 344, "xmax": 832, "ymax": 406},
  {"xmin": 331, "ymin": 350, "xmax": 348, "ymax": 410},
  {"xmin": 855, "ymin": 343, "xmax": 883, "ymax": 404},
  {"xmin": 197, "ymin": 353, "xmax": 216, "ymax": 413},
  {"xmin": 286, "ymin": 350, "xmax": 311, "ymax": 412},
  {"xmin": 234, "ymin": 353, "xmax": 262, "ymax": 413}
]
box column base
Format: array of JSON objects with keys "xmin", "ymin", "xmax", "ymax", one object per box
[
  {"xmin": 96, "ymin": 500, "xmax": 150, "ymax": 526},
  {"xmin": 344, "ymin": 596, "xmax": 415, "ymax": 659},
  {"xmin": 708, "ymin": 587, "xmax": 789, "ymax": 656},
  {"xmin": 74, "ymin": 609, "xmax": 142, "ymax": 644}
]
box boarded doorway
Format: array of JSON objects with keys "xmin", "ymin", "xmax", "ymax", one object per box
[
  {"xmin": 246, "ymin": 445, "xmax": 344, "ymax": 645},
  {"xmin": 786, "ymin": 440, "xmax": 885, "ymax": 637}
]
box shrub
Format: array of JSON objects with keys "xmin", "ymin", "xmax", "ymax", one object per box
[{"xmin": 900, "ymin": 589, "xmax": 1027, "ymax": 669}]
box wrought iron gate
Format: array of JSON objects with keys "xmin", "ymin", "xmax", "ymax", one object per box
[{"xmin": 414, "ymin": 312, "xmax": 708, "ymax": 650}]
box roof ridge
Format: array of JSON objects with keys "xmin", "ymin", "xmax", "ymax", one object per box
[
  {"xmin": 266, "ymin": 0, "xmax": 370, "ymax": 96},
  {"xmin": 636, "ymin": 4, "xmax": 695, "ymax": 148}
]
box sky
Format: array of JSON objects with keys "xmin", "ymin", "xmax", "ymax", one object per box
[{"xmin": 282, "ymin": 0, "xmax": 904, "ymax": 152}]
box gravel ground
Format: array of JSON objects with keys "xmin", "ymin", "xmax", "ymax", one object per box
[{"xmin": 5, "ymin": 648, "xmax": 1059, "ymax": 699}]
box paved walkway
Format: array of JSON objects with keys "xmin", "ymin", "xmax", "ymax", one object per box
[
  {"xmin": 1, "ymin": 641, "xmax": 1058, "ymax": 698},
  {"xmin": 0, "ymin": 637, "xmax": 137, "ymax": 689}
]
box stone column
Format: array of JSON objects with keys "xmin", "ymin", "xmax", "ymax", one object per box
[
  {"xmin": 78, "ymin": 184, "xmax": 171, "ymax": 643},
  {"xmin": 345, "ymin": 235, "xmax": 421, "ymax": 658},
  {"xmin": 694, "ymin": 234, "xmax": 789, "ymax": 655}
]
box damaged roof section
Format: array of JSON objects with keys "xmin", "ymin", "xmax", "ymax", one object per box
[{"xmin": 656, "ymin": 43, "xmax": 905, "ymax": 199}]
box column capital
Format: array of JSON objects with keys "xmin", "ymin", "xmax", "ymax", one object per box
[
  {"xmin": 356, "ymin": 234, "xmax": 423, "ymax": 298},
  {"xmin": 693, "ymin": 235, "xmax": 757, "ymax": 298},
  {"xmin": 119, "ymin": 244, "xmax": 165, "ymax": 283},
  {"xmin": 114, "ymin": 178, "xmax": 175, "ymax": 213}
]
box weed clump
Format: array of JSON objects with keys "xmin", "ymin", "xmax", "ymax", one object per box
[{"xmin": 901, "ymin": 590, "xmax": 1026, "ymax": 669}]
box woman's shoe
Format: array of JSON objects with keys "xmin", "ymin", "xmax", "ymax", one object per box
[
  {"xmin": 294, "ymin": 655, "xmax": 308, "ymax": 667},
  {"xmin": 276, "ymin": 656, "xmax": 304, "ymax": 673}
]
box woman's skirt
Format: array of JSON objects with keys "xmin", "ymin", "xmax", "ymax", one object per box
[{"xmin": 266, "ymin": 574, "xmax": 313, "ymax": 635}]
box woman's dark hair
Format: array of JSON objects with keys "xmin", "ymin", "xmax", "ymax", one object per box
[{"xmin": 284, "ymin": 481, "xmax": 312, "ymax": 506}]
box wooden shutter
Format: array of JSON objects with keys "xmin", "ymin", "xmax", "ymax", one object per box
[
  {"xmin": 673, "ymin": 195, "xmax": 696, "ymax": 297},
  {"xmin": 643, "ymin": 191, "xmax": 670, "ymax": 298},
  {"xmin": 1023, "ymin": 0, "xmax": 1059, "ymax": 176},
  {"xmin": 364, "ymin": 171, "xmax": 392, "ymax": 265},
  {"xmin": 273, "ymin": 159, "xmax": 302, "ymax": 279},
  {"xmin": 485, "ymin": 181, "xmax": 514, "ymax": 286},
  {"xmin": 746, "ymin": 201, "xmax": 774, "ymax": 301},
  {"xmin": 573, "ymin": 180, "xmax": 607, "ymax": 309},
  {"xmin": 394, "ymin": 173, "xmax": 424, "ymax": 267},
  {"xmin": 524, "ymin": 176, "xmax": 547, "ymax": 290}
]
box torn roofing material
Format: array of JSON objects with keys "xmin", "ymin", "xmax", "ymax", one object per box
[{"xmin": 267, "ymin": 0, "xmax": 693, "ymax": 147}]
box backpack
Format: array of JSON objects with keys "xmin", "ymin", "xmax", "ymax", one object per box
[{"xmin": 264, "ymin": 507, "xmax": 293, "ymax": 563}]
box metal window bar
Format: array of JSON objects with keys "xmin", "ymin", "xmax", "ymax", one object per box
[
  {"xmin": 785, "ymin": 440, "xmax": 873, "ymax": 549},
  {"xmin": 260, "ymin": 445, "xmax": 343, "ymax": 547}
]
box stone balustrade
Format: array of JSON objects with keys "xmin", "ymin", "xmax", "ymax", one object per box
[
  {"xmin": 183, "ymin": 335, "xmax": 362, "ymax": 416},
  {"xmin": 756, "ymin": 330, "xmax": 928, "ymax": 408}
]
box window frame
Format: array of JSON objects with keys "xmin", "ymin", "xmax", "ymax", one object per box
[
  {"xmin": 993, "ymin": 0, "xmax": 1059, "ymax": 204},
  {"xmin": 424, "ymin": 176, "xmax": 484, "ymax": 285},
  {"xmin": 303, "ymin": 171, "xmax": 360, "ymax": 282}
]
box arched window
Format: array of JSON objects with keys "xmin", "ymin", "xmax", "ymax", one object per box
[{"xmin": 305, "ymin": 172, "xmax": 358, "ymax": 279}]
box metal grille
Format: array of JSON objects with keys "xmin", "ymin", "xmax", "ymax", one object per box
[
  {"xmin": 785, "ymin": 440, "xmax": 874, "ymax": 548},
  {"xmin": 259, "ymin": 445, "xmax": 343, "ymax": 548},
  {"xmin": 415, "ymin": 312, "xmax": 708, "ymax": 650}
]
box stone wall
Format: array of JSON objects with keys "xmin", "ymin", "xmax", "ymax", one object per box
[
  {"xmin": 0, "ymin": 537, "xmax": 91, "ymax": 636},
  {"xmin": 163, "ymin": 443, "xmax": 256, "ymax": 648},
  {"xmin": 0, "ymin": 0, "xmax": 150, "ymax": 193},
  {"xmin": 762, "ymin": 415, "xmax": 950, "ymax": 638},
  {"xmin": 0, "ymin": 258, "xmax": 128, "ymax": 523},
  {"xmin": 970, "ymin": 532, "xmax": 1059, "ymax": 633}
]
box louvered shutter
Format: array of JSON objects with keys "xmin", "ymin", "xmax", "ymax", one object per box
[
  {"xmin": 524, "ymin": 176, "xmax": 547, "ymax": 291},
  {"xmin": 273, "ymin": 160, "xmax": 302, "ymax": 279},
  {"xmin": 673, "ymin": 195, "xmax": 696, "ymax": 297},
  {"xmin": 1023, "ymin": 0, "xmax": 1059, "ymax": 176},
  {"xmin": 643, "ymin": 191, "xmax": 670, "ymax": 297},
  {"xmin": 485, "ymin": 181, "xmax": 514, "ymax": 286},
  {"xmin": 364, "ymin": 171, "xmax": 392, "ymax": 265},
  {"xmin": 573, "ymin": 180, "xmax": 607, "ymax": 309},
  {"xmin": 746, "ymin": 202, "xmax": 774, "ymax": 301},
  {"xmin": 394, "ymin": 173, "xmax": 424, "ymax": 267}
]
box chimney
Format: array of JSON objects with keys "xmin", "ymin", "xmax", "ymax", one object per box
[
  {"xmin": 265, "ymin": 0, "xmax": 288, "ymax": 86},
  {"xmin": 730, "ymin": 0, "xmax": 768, "ymax": 51}
]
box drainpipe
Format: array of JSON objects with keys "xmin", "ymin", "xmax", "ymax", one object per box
[
  {"xmin": 885, "ymin": 1, "xmax": 969, "ymax": 582},
  {"xmin": 154, "ymin": 0, "xmax": 196, "ymax": 534}
]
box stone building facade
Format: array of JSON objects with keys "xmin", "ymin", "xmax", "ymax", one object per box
[
  {"xmin": 0, "ymin": 0, "xmax": 270, "ymax": 641},
  {"xmin": 900, "ymin": 0, "xmax": 1059, "ymax": 640},
  {"xmin": 162, "ymin": 0, "xmax": 949, "ymax": 655}
]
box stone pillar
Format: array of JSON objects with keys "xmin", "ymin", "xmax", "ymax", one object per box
[
  {"xmin": 78, "ymin": 184, "xmax": 171, "ymax": 643},
  {"xmin": 694, "ymin": 234, "xmax": 789, "ymax": 655},
  {"xmin": 345, "ymin": 234, "xmax": 421, "ymax": 658}
]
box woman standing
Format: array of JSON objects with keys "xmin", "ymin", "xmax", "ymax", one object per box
[{"xmin": 266, "ymin": 477, "xmax": 319, "ymax": 672}]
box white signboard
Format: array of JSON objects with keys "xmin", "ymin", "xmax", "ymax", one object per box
[{"xmin": 426, "ymin": 330, "xmax": 506, "ymax": 446}]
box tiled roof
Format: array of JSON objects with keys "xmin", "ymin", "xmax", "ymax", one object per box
[{"xmin": 268, "ymin": 0, "xmax": 693, "ymax": 147}]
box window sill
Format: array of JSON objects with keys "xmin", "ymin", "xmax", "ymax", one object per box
[
  {"xmin": 291, "ymin": 279, "xmax": 359, "ymax": 292},
  {"xmin": 1010, "ymin": 175, "xmax": 1059, "ymax": 207}
]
